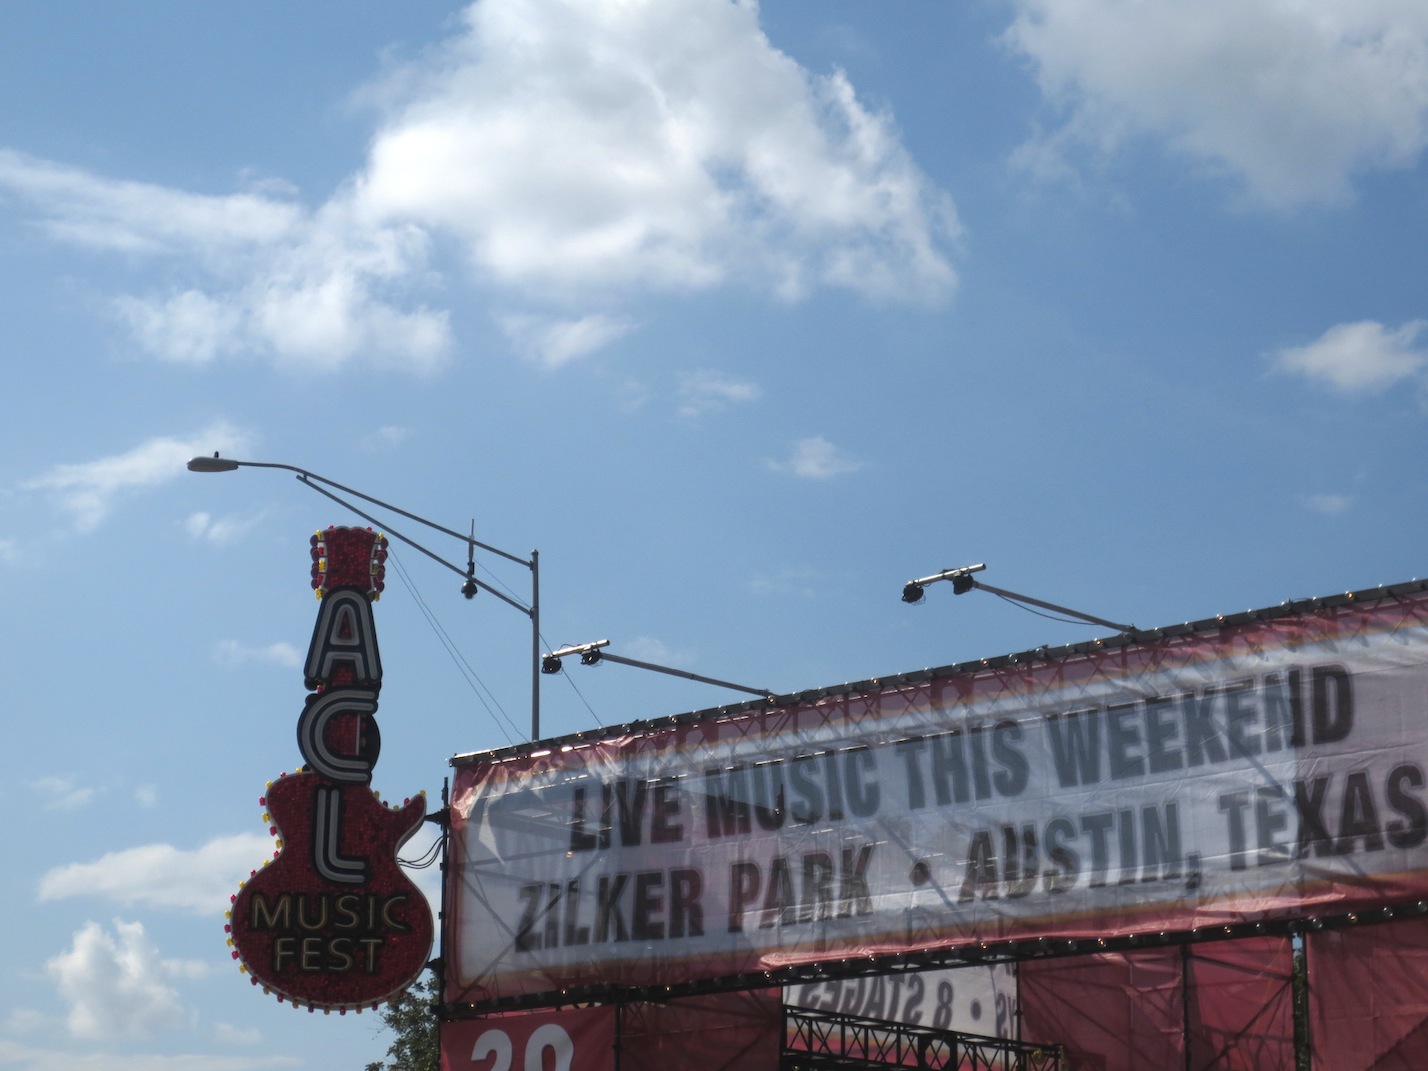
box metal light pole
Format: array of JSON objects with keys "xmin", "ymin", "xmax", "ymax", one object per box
[{"xmin": 187, "ymin": 454, "xmax": 544, "ymax": 739}]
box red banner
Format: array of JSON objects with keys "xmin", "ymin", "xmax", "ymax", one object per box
[{"xmin": 441, "ymin": 1005, "xmax": 616, "ymax": 1071}]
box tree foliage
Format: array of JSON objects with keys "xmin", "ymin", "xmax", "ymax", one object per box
[{"xmin": 366, "ymin": 974, "xmax": 440, "ymax": 1071}]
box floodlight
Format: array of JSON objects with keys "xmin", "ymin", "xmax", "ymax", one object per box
[
  {"xmin": 546, "ymin": 639, "xmax": 770, "ymax": 699},
  {"xmin": 899, "ymin": 561, "xmax": 1134, "ymax": 633}
]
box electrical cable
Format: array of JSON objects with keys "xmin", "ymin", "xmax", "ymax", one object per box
[
  {"xmin": 391, "ymin": 548, "xmax": 522, "ymax": 741},
  {"xmin": 988, "ymin": 589, "xmax": 1108, "ymax": 628},
  {"xmin": 539, "ymin": 631, "xmax": 605, "ymax": 728},
  {"xmin": 467, "ymin": 551, "xmax": 527, "ymax": 609},
  {"xmin": 387, "ymin": 548, "xmax": 523, "ymax": 744},
  {"xmin": 399, "ymin": 832, "xmax": 445, "ymax": 870}
]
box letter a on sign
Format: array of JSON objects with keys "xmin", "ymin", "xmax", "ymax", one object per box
[{"xmin": 305, "ymin": 588, "xmax": 382, "ymax": 689}]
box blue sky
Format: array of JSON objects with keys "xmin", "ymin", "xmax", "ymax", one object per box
[{"xmin": 2, "ymin": 1, "xmax": 1427, "ymax": 1066}]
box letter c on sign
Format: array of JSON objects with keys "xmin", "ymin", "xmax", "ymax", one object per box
[{"xmin": 297, "ymin": 687, "xmax": 378, "ymax": 783}]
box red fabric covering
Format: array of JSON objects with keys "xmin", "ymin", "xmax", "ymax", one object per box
[
  {"xmin": 617, "ymin": 989, "xmax": 782, "ymax": 1071},
  {"xmin": 1309, "ymin": 918, "xmax": 1428, "ymax": 1071},
  {"xmin": 1184, "ymin": 937, "xmax": 1294, "ymax": 1071},
  {"xmin": 1020, "ymin": 939, "xmax": 1293, "ymax": 1071},
  {"xmin": 1021, "ymin": 949, "xmax": 1184, "ymax": 1070}
]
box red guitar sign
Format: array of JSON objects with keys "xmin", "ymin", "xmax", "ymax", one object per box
[{"xmin": 226, "ymin": 527, "xmax": 435, "ymax": 1012}]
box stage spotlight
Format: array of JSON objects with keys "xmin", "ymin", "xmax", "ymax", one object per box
[
  {"xmin": 541, "ymin": 655, "xmax": 563, "ymax": 675},
  {"xmin": 461, "ymin": 577, "xmax": 479, "ymax": 599},
  {"xmin": 898, "ymin": 562, "xmax": 1134, "ymax": 633},
  {"xmin": 900, "ymin": 565, "xmax": 985, "ymax": 605},
  {"xmin": 580, "ymin": 649, "xmax": 603, "ymax": 666}
]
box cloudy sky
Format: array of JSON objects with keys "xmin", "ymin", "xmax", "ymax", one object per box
[{"xmin": 2, "ymin": 0, "xmax": 1427, "ymax": 1066}]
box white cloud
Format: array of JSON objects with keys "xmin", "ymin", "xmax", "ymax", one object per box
[
  {"xmin": 501, "ymin": 312, "xmax": 637, "ymax": 368},
  {"xmin": 358, "ymin": 0, "xmax": 957, "ymax": 303},
  {"xmin": 1005, "ymin": 0, "xmax": 1428, "ymax": 208},
  {"xmin": 27, "ymin": 776, "xmax": 96, "ymax": 813},
  {"xmin": 618, "ymin": 379, "xmax": 652, "ymax": 413},
  {"xmin": 0, "ymin": 152, "xmax": 451, "ymax": 372},
  {"xmin": 0, "ymin": 1, "xmax": 955, "ymax": 372},
  {"xmin": 38, "ymin": 833, "xmax": 273, "ymax": 914},
  {"xmin": 1273, "ymin": 319, "xmax": 1426, "ymax": 393},
  {"xmin": 212, "ymin": 1023, "xmax": 262, "ymax": 1046},
  {"xmin": 0, "ymin": 150, "xmax": 302, "ymax": 254},
  {"xmin": 25, "ymin": 423, "xmax": 247, "ymax": 531},
  {"xmin": 2, "ymin": 1008, "xmax": 54, "ymax": 1035},
  {"xmin": 115, "ymin": 290, "xmax": 246, "ymax": 364},
  {"xmin": 749, "ymin": 565, "xmax": 819, "ymax": 600},
  {"xmin": 1301, "ymin": 493, "xmax": 1354, "ymax": 516},
  {"xmin": 46, "ymin": 920, "xmax": 204, "ymax": 1040},
  {"xmin": 677, "ymin": 370, "xmax": 761, "ymax": 419},
  {"xmin": 767, "ymin": 435, "xmax": 865, "ymax": 479},
  {"xmin": 134, "ymin": 785, "xmax": 158, "ymax": 808},
  {"xmin": 184, "ymin": 510, "xmax": 263, "ymax": 546},
  {"xmin": 213, "ymin": 639, "xmax": 302, "ymax": 669}
]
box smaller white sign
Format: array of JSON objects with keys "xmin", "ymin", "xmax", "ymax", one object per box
[{"xmin": 786, "ymin": 961, "xmax": 1017, "ymax": 1039}]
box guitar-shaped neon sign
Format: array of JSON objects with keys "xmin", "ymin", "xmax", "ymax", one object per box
[{"xmin": 226, "ymin": 526, "xmax": 434, "ymax": 1012}]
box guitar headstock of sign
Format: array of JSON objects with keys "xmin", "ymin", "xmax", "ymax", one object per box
[{"xmin": 225, "ymin": 526, "xmax": 434, "ymax": 1013}]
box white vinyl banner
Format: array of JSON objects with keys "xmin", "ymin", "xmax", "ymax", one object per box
[
  {"xmin": 447, "ymin": 589, "xmax": 1428, "ymax": 1005},
  {"xmin": 786, "ymin": 963, "xmax": 1017, "ymax": 1039}
]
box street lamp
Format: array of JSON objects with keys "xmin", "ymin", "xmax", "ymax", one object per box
[{"xmin": 187, "ymin": 454, "xmax": 544, "ymax": 738}]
